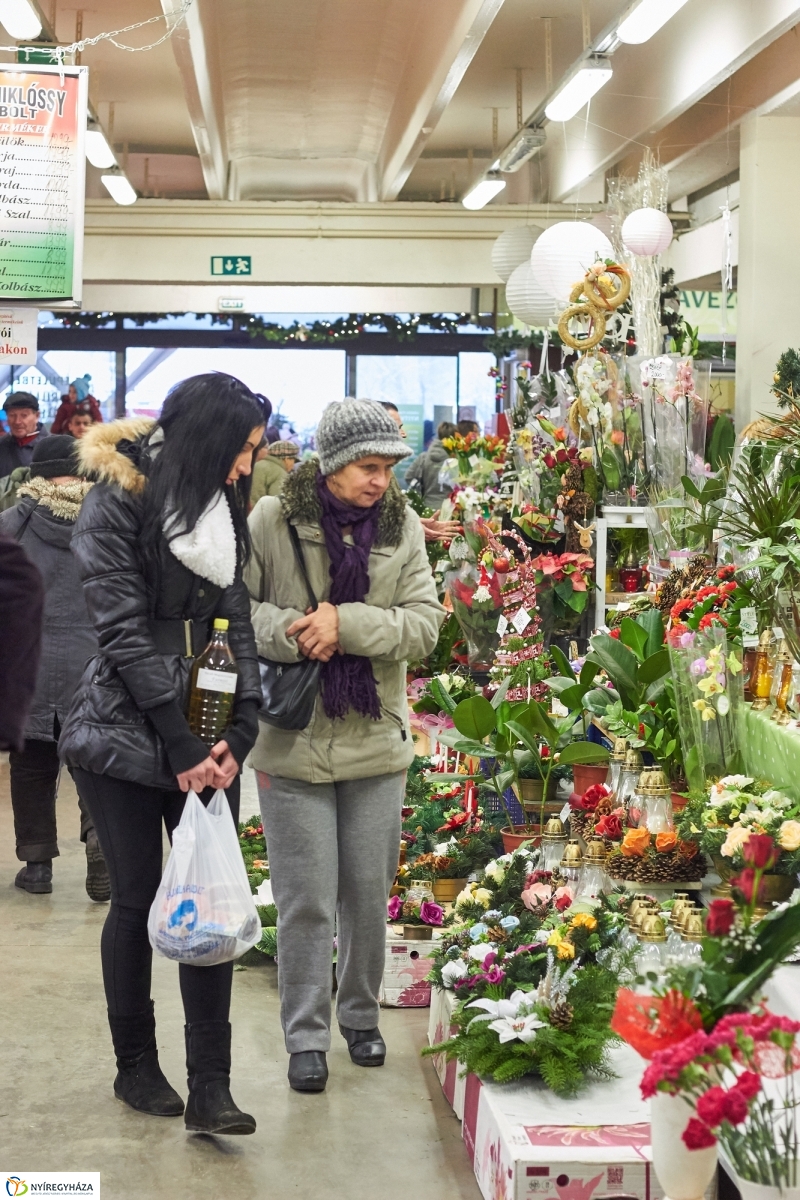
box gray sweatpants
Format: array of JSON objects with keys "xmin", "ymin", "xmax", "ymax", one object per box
[{"xmin": 256, "ymin": 770, "xmax": 404, "ymax": 1053}]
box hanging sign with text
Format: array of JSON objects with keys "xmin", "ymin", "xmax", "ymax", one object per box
[
  {"xmin": 0, "ymin": 63, "xmax": 88, "ymax": 307},
  {"xmin": 0, "ymin": 305, "xmax": 37, "ymax": 362}
]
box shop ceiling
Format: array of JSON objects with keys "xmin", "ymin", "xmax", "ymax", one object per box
[{"xmin": 9, "ymin": 0, "xmax": 800, "ymax": 304}]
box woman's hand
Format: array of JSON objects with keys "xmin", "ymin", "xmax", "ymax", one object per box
[
  {"xmin": 287, "ymin": 601, "xmax": 340, "ymax": 661},
  {"xmin": 420, "ymin": 516, "xmax": 461, "ymax": 543},
  {"xmin": 176, "ymin": 755, "xmax": 226, "ymax": 794},
  {"xmin": 209, "ymin": 739, "xmax": 241, "ymax": 789}
]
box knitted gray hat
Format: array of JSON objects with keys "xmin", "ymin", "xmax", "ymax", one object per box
[{"xmin": 315, "ymin": 399, "xmax": 412, "ymax": 475}]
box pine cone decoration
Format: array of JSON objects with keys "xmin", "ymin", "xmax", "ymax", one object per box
[
  {"xmin": 402, "ymin": 899, "xmax": 418, "ymax": 918},
  {"xmin": 656, "ymin": 567, "xmax": 686, "ymax": 614},
  {"xmin": 488, "ymin": 925, "xmax": 508, "ymax": 944},
  {"xmin": 607, "ymin": 849, "xmax": 635, "ymax": 880},
  {"xmin": 549, "ymin": 999, "xmax": 574, "ymax": 1030}
]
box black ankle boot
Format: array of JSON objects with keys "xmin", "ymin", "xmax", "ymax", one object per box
[
  {"xmin": 109, "ymin": 1005, "xmax": 184, "ymax": 1117},
  {"xmin": 85, "ymin": 832, "xmax": 110, "ymax": 903},
  {"xmin": 184, "ymin": 1021, "xmax": 256, "ymax": 1135},
  {"xmin": 288, "ymin": 1051, "xmax": 328, "ymax": 1093},
  {"xmin": 339, "ymin": 1025, "xmax": 386, "ymax": 1067},
  {"xmin": 15, "ymin": 861, "xmax": 52, "ymax": 894}
]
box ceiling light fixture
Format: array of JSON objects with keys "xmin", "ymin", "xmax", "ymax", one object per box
[
  {"xmin": 0, "ymin": 0, "xmax": 41, "ymax": 38},
  {"xmin": 497, "ymin": 127, "xmax": 546, "ymax": 173},
  {"xmin": 544, "ymin": 57, "xmax": 613, "ymax": 122},
  {"xmin": 617, "ymin": 0, "xmax": 690, "ymax": 45},
  {"xmin": 462, "ymin": 172, "xmax": 506, "ymax": 211},
  {"xmin": 101, "ymin": 167, "xmax": 137, "ymax": 206},
  {"xmin": 85, "ymin": 122, "xmax": 116, "ymax": 170}
]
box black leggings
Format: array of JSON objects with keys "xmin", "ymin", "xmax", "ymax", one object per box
[{"xmin": 73, "ymin": 769, "xmax": 240, "ymax": 1023}]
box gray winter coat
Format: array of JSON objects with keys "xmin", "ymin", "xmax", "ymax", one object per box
[
  {"xmin": 404, "ymin": 439, "xmax": 452, "ymax": 509},
  {"xmin": 0, "ymin": 492, "xmax": 97, "ymax": 741}
]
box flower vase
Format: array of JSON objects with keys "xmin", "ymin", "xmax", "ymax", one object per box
[
  {"xmin": 650, "ymin": 1094, "xmax": 718, "ymax": 1200},
  {"xmin": 719, "ymin": 1151, "xmax": 800, "ymax": 1200}
]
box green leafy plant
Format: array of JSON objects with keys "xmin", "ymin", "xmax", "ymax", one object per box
[{"xmin": 681, "ymin": 473, "xmax": 727, "ymax": 555}]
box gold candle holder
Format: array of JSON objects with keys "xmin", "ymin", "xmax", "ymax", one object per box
[{"xmin": 750, "ymin": 629, "xmax": 777, "ymax": 711}]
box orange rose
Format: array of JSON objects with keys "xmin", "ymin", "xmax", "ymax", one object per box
[
  {"xmin": 679, "ymin": 840, "xmax": 699, "ymax": 860},
  {"xmin": 655, "ymin": 831, "xmax": 678, "ymax": 853},
  {"xmin": 621, "ymin": 828, "xmax": 651, "ymax": 857}
]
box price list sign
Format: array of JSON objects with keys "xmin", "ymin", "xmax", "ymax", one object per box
[{"xmin": 0, "ymin": 63, "xmax": 87, "ymax": 306}]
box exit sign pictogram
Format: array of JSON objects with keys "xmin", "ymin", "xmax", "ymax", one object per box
[{"xmin": 211, "ymin": 255, "xmax": 251, "ymax": 276}]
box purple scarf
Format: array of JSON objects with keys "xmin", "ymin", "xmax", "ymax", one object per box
[{"xmin": 316, "ymin": 471, "xmax": 381, "ymax": 721}]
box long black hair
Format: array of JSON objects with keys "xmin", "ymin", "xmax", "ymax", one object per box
[{"xmin": 139, "ymin": 372, "xmax": 270, "ymax": 567}]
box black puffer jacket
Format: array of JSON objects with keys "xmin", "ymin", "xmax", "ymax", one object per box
[{"xmin": 58, "ymin": 417, "xmax": 262, "ymax": 789}]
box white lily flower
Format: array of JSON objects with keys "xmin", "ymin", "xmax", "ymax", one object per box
[
  {"xmin": 488, "ymin": 1013, "xmax": 546, "ymax": 1044},
  {"xmin": 467, "ymin": 989, "xmax": 528, "ymax": 1021}
]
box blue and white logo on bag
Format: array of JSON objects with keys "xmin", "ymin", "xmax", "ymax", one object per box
[{"xmin": 167, "ymin": 899, "xmax": 198, "ymax": 932}]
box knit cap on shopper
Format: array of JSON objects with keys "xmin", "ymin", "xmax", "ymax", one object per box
[
  {"xmin": 30, "ymin": 435, "xmax": 79, "ymax": 479},
  {"xmin": 315, "ymin": 399, "xmax": 412, "ymax": 476},
  {"xmin": 268, "ymin": 439, "xmax": 300, "ymax": 459}
]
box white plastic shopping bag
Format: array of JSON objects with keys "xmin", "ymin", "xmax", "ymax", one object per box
[{"xmin": 148, "ymin": 789, "xmax": 261, "ymax": 966}]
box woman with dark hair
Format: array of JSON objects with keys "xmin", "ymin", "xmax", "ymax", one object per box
[{"xmin": 59, "ymin": 373, "xmax": 267, "ymax": 1136}]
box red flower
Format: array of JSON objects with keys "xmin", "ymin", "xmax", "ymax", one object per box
[
  {"xmin": 401, "ymin": 806, "xmax": 414, "ymax": 818},
  {"xmin": 705, "ymin": 898, "xmax": 735, "ymax": 936},
  {"xmin": 595, "ymin": 812, "xmax": 623, "ymax": 840},
  {"xmin": 555, "ymin": 448, "xmax": 568, "ymax": 464},
  {"xmin": 682, "ymin": 1119, "xmax": 717, "ymax": 1150},
  {"xmin": 717, "ymin": 564, "xmax": 736, "ymax": 580},
  {"xmin": 543, "ymin": 453, "xmax": 557, "ymax": 469},
  {"xmin": 555, "ymin": 892, "xmax": 573, "ymax": 911},
  {"xmin": 722, "ymin": 1088, "xmax": 749, "ymax": 1125},
  {"xmin": 695, "ymin": 586, "xmax": 720, "ymax": 601},
  {"xmin": 540, "ymin": 745, "xmax": 550, "ymax": 758},
  {"xmin": 743, "ymin": 833, "xmax": 778, "ymax": 870},
  {"xmin": 669, "ymin": 598, "xmax": 695, "ymax": 620},
  {"xmin": 696, "ymin": 1086, "xmax": 728, "ymax": 1127},
  {"xmin": 579, "ymin": 783, "xmax": 611, "ymax": 812},
  {"xmin": 438, "ymin": 811, "xmax": 470, "ymax": 831},
  {"xmin": 609, "ymin": 628, "xmax": 620, "ymax": 639},
  {"xmin": 730, "ymin": 868, "xmax": 761, "ymax": 905},
  {"xmin": 638, "ymin": 722, "xmax": 645, "ymax": 738},
  {"xmin": 698, "ymin": 613, "xmax": 725, "ymax": 630},
  {"xmin": 612, "ymin": 989, "xmax": 704, "ymax": 1063},
  {"xmin": 735, "ymin": 1071, "xmax": 762, "ymax": 1102}
]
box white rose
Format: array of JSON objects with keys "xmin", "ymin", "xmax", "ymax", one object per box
[
  {"xmin": 455, "ymin": 887, "xmax": 474, "ymax": 909},
  {"xmin": 721, "ymin": 824, "xmax": 750, "ymax": 858},
  {"xmin": 468, "ymin": 943, "xmax": 497, "ymax": 962},
  {"xmin": 441, "ymin": 959, "xmax": 469, "ymax": 988},
  {"xmin": 484, "ymin": 862, "xmax": 506, "ymax": 884},
  {"xmin": 763, "ymin": 789, "xmax": 792, "ymax": 810}
]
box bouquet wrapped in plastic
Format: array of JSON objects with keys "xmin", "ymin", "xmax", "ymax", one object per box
[
  {"xmin": 446, "ymin": 563, "xmax": 503, "ymax": 668},
  {"xmin": 667, "ymin": 624, "xmax": 744, "ymax": 789}
]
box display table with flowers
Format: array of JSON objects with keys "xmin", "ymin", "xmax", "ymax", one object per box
[{"xmin": 737, "ymin": 705, "xmax": 800, "ymax": 805}]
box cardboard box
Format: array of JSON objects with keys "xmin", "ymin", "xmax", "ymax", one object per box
[
  {"xmin": 428, "ymin": 986, "xmax": 467, "ymax": 1118},
  {"xmin": 379, "ymin": 927, "xmax": 440, "ymax": 1007}
]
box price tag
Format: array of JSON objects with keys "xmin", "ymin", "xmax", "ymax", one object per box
[
  {"xmin": 469, "ymin": 454, "xmax": 480, "ymax": 467},
  {"xmin": 511, "ymin": 608, "xmax": 531, "ymax": 635},
  {"xmin": 497, "ymin": 614, "xmax": 509, "ymax": 636},
  {"xmin": 559, "ymin": 802, "xmax": 571, "ymax": 823},
  {"xmin": 739, "ymin": 606, "xmax": 757, "ymax": 635},
  {"xmin": 196, "ymin": 667, "xmax": 237, "ymax": 694},
  {"xmin": 646, "ymin": 355, "xmax": 671, "ymax": 381},
  {"xmin": 774, "ymin": 627, "xmax": 785, "ymax": 640},
  {"xmin": 742, "ymin": 635, "xmax": 759, "ymax": 648}
]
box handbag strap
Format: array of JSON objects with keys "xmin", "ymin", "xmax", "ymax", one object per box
[{"xmin": 287, "ymin": 521, "xmax": 318, "ymax": 612}]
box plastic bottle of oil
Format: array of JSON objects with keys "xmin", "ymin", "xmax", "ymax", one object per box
[{"xmin": 187, "ymin": 618, "xmax": 238, "ymax": 745}]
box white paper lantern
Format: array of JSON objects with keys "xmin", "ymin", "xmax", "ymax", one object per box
[
  {"xmin": 491, "ymin": 224, "xmax": 545, "ymax": 283},
  {"xmin": 621, "ymin": 207, "xmax": 673, "ymax": 257},
  {"xmin": 505, "ymin": 261, "xmax": 556, "ymax": 327},
  {"xmin": 530, "ymin": 221, "xmax": 614, "ymax": 305}
]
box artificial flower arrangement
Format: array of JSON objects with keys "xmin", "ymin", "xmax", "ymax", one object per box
[
  {"xmin": 238, "ymin": 815, "xmax": 269, "ymax": 891},
  {"xmin": 666, "ymin": 564, "xmax": 742, "ymax": 641},
  {"xmin": 605, "ymin": 826, "xmax": 706, "ymax": 885},
  {"xmin": 387, "ymin": 893, "xmax": 449, "ymax": 929},
  {"xmin": 611, "ymin": 832, "xmax": 800, "ymax": 1190},
  {"xmin": 531, "ymin": 552, "xmax": 595, "ymax": 626},
  {"xmin": 409, "ymin": 828, "xmax": 500, "ymax": 882},
  {"xmin": 410, "ymin": 671, "xmax": 476, "ymax": 717},
  {"xmin": 425, "ymin": 848, "xmax": 636, "ymax": 1092},
  {"xmin": 677, "ymin": 775, "xmax": 800, "ymax": 880}
]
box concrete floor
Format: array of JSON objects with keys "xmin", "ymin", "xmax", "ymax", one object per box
[{"xmin": 0, "ymin": 757, "xmax": 480, "ymax": 1200}]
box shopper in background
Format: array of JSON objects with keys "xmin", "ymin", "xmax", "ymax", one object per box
[
  {"xmin": 404, "ymin": 419, "xmax": 457, "ymax": 510},
  {"xmin": 59, "ymin": 374, "xmax": 266, "ymax": 1135},
  {"xmin": 378, "ymin": 399, "xmax": 405, "ymax": 437},
  {"xmin": 0, "ymin": 393, "xmax": 47, "ymax": 477},
  {"xmin": 67, "ymin": 409, "xmax": 95, "ymax": 439},
  {"xmin": 0, "ymin": 436, "xmax": 107, "ymax": 900},
  {"xmin": 0, "ymin": 534, "xmax": 43, "ymax": 753},
  {"xmin": 246, "ymin": 398, "xmax": 444, "ymax": 1095},
  {"xmin": 249, "ymin": 439, "xmax": 299, "ymax": 507},
  {"xmin": 50, "ymin": 374, "xmax": 103, "ymax": 434},
  {"xmin": 457, "ymin": 417, "xmax": 480, "ymax": 436}
]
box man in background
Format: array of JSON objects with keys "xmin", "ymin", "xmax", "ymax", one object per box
[
  {"xmin": 250, "ymin": 439, "xmax": 300, "ymax": 507},
  {"xmin": 0, "ymin": 393, "xmax": 47, "ymax": 478},
  {"xmin": 405, "ymin": 420, "xmax": 456, "ymax": 510}
]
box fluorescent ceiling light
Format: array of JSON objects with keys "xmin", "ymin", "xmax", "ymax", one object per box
[
  {"xmin": 462, "ymin": 174, "xmax": 506, "ymax": 211},
  {"xmin": 497, "ymin": 127, "xmax": 546, "ymax": 173},
  {"xmin": 85, "ymin": 126, "xmax": 116, "ymax": 170},
  {"xmin": 101, "ymin": 168, "xmax": 137, "ymax": 206},
  {"xmin": 0, "ymin": 0, "xmax": 42, "ymax": 38},
  {"xmin": 545, "ymin": 58, "xmax": 613, "ymax": 122},
  {"xmin": 617, "ymin": 0, "xmax": 690, "ymax": 44}
]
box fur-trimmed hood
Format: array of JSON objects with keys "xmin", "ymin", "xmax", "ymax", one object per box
[
  {"xmin": 280, "ymin": 458, "xmax": 407, "ymax": 548},
  {"xmin": 77, "ymin": 417, "xmax": 155, "ymax": 494}
]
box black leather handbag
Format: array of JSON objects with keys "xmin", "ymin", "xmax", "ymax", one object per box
[{"xmin": 257, "ymin": 521, "xmax": 321, "ymax": 730}]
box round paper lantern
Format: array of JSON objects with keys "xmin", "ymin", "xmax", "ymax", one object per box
[
  {"xmin": 530, "ymin": 221, "xmax": 614, "ymax": 306},
  {"xmin": 505, "ymin": 261, "xmax": 556, "ymax": 327},
  {"xmin": 491, "ymin": 224, "xmax": 545, "ymax": 283},
  {"xmin": 621, "ymin": 207, "xmax": 673, "ymax": 257}
]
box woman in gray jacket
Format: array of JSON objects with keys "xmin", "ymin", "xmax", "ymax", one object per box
[
  {"xmin": 246, "ymin": 399, "xmax": 444, "ymax": 1093},
  {"xmin": 0, "ymin": 435, "xmax": 106, "ymax": 899}
]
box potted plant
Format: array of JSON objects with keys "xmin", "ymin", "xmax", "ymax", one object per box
[
  {"xmin": 441, "ymin": 692, "xmax": 609, "ymax": 853},
  {"xmin": 532, "ymin": 551, "xmax": 595, "ymax": 641}
]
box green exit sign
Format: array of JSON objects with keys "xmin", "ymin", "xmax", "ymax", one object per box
[{"xmin": 211, "ymin": 255, "xmax": 251, "ymax": 276}]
